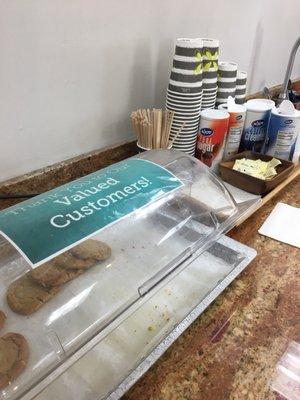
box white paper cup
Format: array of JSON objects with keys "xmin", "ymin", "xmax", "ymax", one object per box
[
  {"xmin": 167, "ymin": 96, "xmax": 203, "ymax": 104},
  {"xmin": 203, "ymin": 88, "xmax": 218, "ymax": 93},
  {"xmin": 166, "ymin": 95, "xmax": 202, "ymax": 103},
  {"xmin": 171, "ymin": 125, "xmax": 198, "ymax": 131},
  {"xmin": 166, "ymin": 94, "xmax": 202, "ymax": 102},
  {"xmin": 170, "ymin": 130, "xmax": 198, "ymax": 137},
  {"xmin": 171, "ymin": 124, "xmax": 199, "ymax": 130},
  {"xmin": 166, "ymin": 102, "xmax": 201, "ymax": 111},
  {"xmin": 202, "ymin": 97, "xmax": 216, "ymax": 101},
  {"xmin": 172, "ymin": 118, "xmax": 200, "ymax": 125},
  {"xmin": 201, "ymin": 106, "xmax": 214, "ymax": 110},
  {"xmin": 167, "ymin": 103, "xmax": 202, "ymax": 110},
  {"xmin": 137, "ymin": 142, "xmax": 172, "ymax": 152},
  {"xmin": 136, "ymin": 142, "xmax": 151, "ymax": 153},
  {"xmin": 202, "ymin": 96, "xmax": 217, "ymax": 101},
  {"xmin": 171, "ymin": 112, "xmax": 200, "ymax": 119},
  {"xmin": 172, "ymin": 144, "xmax": 197, "ymax": 150},
  {"xmin": 171, "ymin": 139, "xmax": 197, "ymax": 145},
  {"xmin": 202, "ymin": 101, "xmax": 216, "ymax": 105},
  {"xmin": 172, "ymin": 118, "xmax": 199, "ymax": 124},
  {"xmin": 167, "ymin": 87, "xmax": 203, "ymax": 96}
]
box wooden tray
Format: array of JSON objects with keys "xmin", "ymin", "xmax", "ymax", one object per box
[{"xmin": 219, "ymin": 151, "xmax": 295, "ymax": 195}]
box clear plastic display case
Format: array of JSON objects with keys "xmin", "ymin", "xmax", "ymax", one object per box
[{"xmin": 0, "ymin": 150, "xmax": 259, "ymax": 400}]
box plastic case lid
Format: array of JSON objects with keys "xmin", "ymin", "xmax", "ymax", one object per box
[{"xmin": 0, "ymin": 150, "xmax": 259, "ymax": 399}]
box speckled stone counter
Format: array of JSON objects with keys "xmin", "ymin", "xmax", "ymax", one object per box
[{"xmin": 122, "ymin": 176, "xmax": 300, "ymax": 400}]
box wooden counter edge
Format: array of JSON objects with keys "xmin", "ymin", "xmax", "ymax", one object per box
[{"xmin": 235, "ymin": 164, "xmax": 300, "ymax": 227}]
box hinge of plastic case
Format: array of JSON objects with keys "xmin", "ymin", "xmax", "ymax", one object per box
[
  {"xmin": 137, "ymin": 211, "xmax": 223, "ymax": 297},
  {"xmin": 209, "ymin": 211, "xmax": 220, "ymax": 228},
  {"xmin": 137, "ymin": 216, "xmax": 246, "ymax": 298}
]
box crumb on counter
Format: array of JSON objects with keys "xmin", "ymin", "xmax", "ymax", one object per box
[{"xmin": 148, "ymin": 325, "xmax": 155, "ymax": 332}]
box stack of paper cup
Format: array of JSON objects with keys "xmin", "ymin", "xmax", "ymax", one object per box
[
  {"xmin": 218, "ymin": 97, "xmax": 247, "ymax": 160},
  {"xmin": 201, "ymin": 38, "xmax": 219, "ymax": 110},
  {"xmin": 235, "ymin": 71, "xmax": 247, "ymax": 104},
  {"xmin": 166, "ymin": 38, "xmax": 203, "ymax": 155},
  {"xmin": 216, "ymin": 62, "xmax": 238, "ymax": 107},
  {"xmin": 239, "ymin": 99, "xmax": 275, "ymax": 152}
]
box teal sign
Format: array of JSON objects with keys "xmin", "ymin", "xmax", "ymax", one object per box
[{"xmin": 0, "ymin": 159, "xmax": 183, "ymax": 266}]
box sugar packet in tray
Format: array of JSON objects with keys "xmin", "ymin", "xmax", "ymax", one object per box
[{"xmin": 232, "ymin": 157, "xmax": 281, "ymax": 180}]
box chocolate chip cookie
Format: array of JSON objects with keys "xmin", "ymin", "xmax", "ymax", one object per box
[
  {"xmin": 7, "ymin": 274, "xmax": 60, "ymax": 315},
  {"xmin": 70, "ymin": 239, "xmax": 111, "ymax": 262},
  {"xmin": 51, "ymin": 251, "xmax": 93, "ymax": 271},
  {"xmin": 30, "ymin": 261, "xmax": 84, "ymax": 287},
  {"xmin": 0, "ymin": 311, "xmax": 6, "ymax": 330},
  {"xmin": 30, "ymin": 240, "xmax": 111, "ymax": 287},
  {"xmin": 0, "ymin": 333, "xmax": 29, "ymax": 389}
]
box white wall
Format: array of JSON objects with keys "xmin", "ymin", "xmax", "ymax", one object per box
[{"xmin": 1, "ymin": 0, "xmax": 300, "ymax": 181}]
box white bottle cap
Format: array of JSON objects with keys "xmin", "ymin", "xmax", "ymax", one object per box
[
  {"xmin": 200, "ymin": 108, "xmax": 229, "ymax": 120},
  {"xmin": 218, "ymin": 96, "xmax": 246, "ymax": 113},
  {"xmin": 246, "ymin": 98, "xmax": 275, "ymax": 112}
]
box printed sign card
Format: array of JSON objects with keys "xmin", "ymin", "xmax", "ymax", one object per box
[{"xmin": 0, "ymin": 159, "xmax": 183, "ymax": 266}]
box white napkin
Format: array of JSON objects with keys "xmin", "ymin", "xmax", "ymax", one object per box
[{"xmin": 258, "ymin": 202, "xmax": 300, "ymax": 248}]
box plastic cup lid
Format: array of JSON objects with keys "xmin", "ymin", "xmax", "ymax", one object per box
[{"xmin": 272, "ymin": 100, "xmax": 300, "ymax": 117}]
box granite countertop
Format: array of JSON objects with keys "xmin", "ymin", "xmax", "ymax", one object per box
[{"xmin": 122, "ymin": 176, "xmax": 300, "ymax": 400}]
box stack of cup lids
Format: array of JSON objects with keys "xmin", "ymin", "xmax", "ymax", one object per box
[
  {"xmin": 201, "ymin": 38, "xmax": 219, "ymax": 110},
  {"xmin": 235, "ymin": 71, "xmax": 247, "ymax": 104},
  {"xmin": 216, "ymin": 61, "xmax": 238, "ymax": 107},
  {"xmin": 166, "ymin": 37, "xmax": 203, "ymax": 156}
]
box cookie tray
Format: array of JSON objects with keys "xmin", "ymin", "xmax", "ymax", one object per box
[
  {"xmin": 31, "ymin": 235, "xmax": 256, "ymax": 400},
  {"xmin": 0, "ymin": 150, "xmax": 260, "ymax": 400}
]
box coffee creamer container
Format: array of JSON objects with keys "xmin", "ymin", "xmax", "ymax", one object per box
[
  {"xmin": 239, "ymin": 99, "xmax": 274, "ymax": 152},
  {"xmin": 262, "ymin": 100, "xmax": 300, "ymax": 161},
  {"xmin": 218, "ymin": 97, "xmax": 246, "ymax": 160},
  {"xmin": 196, "ymin": 109, "xmax": 229, "ymax": 170}
]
